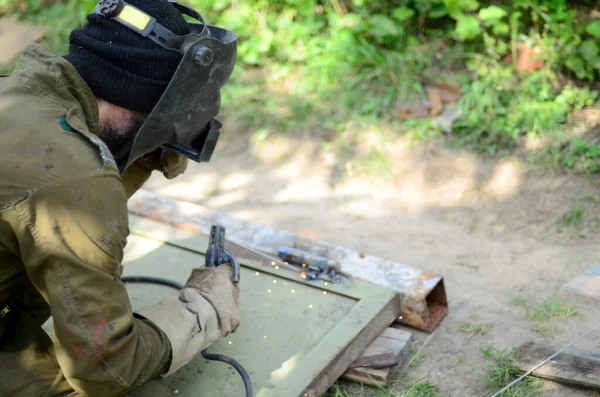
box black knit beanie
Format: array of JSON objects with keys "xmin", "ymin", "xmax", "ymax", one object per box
[{"xmin": 64, "ymin": 0, "xmax": 191, "ymax": 113}]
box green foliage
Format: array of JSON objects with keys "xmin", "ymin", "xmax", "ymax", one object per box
[
  {"xmin": 563, "ymin": 137, "xmax": 600, "ymax": 173},
  {"xmin": 451, "ymin": 58, "xmax": 598, "ymax": 154},
  {"xmin": 4, "ymin": 0, "xmax": 600, "ymax": 179},
  {"xmin": 482, "ymin": 347, "xmax": 544, "ymax": 397}
]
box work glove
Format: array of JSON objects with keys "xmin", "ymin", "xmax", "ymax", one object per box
[
  {"xmin": 184, "ymin": 264, "xmax": 241, "ymax": 337},
  {"xmin": 120, "ymin": 149, "xmax": 188, "ymax": 198},
  {"xmin": 135, "ymin": 264, "xmax": 240, "ymax": 376},
  {"xmin": 137, "ymin": 148, "xmax": 189, "ymax": 180}
]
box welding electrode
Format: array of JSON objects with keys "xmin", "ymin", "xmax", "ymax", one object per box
[{"xmin": 277, "ymin": 247, "xmax": 340, "ymax": 274}]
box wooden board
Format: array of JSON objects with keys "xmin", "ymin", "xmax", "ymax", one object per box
[
  {"xmin": 341, "ymin": 328, "xmax": 412, "ymax": 387},
  {"xmin": 515, "ymin": 341, "xmax": 600, "ymax": 390},
  {"xmin": 124, "ymin": 214, "xmax": 401, "ymax": 397},
  {"xmin": 0, "ymin": 19, "xmax": 45, "ymax": 64}
]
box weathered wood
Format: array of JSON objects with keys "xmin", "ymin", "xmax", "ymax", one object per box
[
  {"xmin": 341, "ymin": 328, "xmax": 412, "ymax": 387},
  {"xmin": 515, "ymin": 341, "xmax": 600, "ymax": 390},
  {"xmin": 349, "ymin": 328, "xmax": 412, "ymax": 369},
  {"xmin": 128, "ymin": 189, "xmax": 448, "ymax": 331},
  {"xmin": 126, "ymin": 214, "xmax": 402, "ymax": 397}
]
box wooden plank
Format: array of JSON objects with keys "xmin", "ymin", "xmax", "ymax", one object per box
[
  {"xmin": 125, "ymin": 214, "xmax": 402, "ymax": 397},
  {"xmin": 515, "ymin": 341, "xmax": 600, "ymax": 390},
  {"xmin": 128, "ymin": 190, "xmax": 448, "ymax": 331},
  {"xmin": 341, "ymin": 328, "xmax": 412, "ymax": 387},
  {"xmin": 349, "ymin": 328, "xmax": 412, "ymax": 369},
  {"xmin": 0, "ymin": 19, "xmax": 45, "ymax": 64}
]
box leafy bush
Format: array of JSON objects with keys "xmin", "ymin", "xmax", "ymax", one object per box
[
  {"xmin": 452, "ymin": 60, "xmax": 598, "ymax": 154},
  {"xmin": 4, "ymin": 0, "xmax": 599, "ymax": 174}
]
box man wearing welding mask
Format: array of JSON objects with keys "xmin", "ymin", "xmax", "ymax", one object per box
[{"xmin": 0, "ymin": 0, "xmax": 240, "ymax": 396}]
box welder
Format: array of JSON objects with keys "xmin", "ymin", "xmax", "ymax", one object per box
[{"xmin": 0, "ymin": 0, "xmax": 239, "ymax": 396}]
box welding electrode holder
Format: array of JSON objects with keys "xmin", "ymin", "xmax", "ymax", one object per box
[{"xmin": 205, "ymin": 225, "xmax": 240, "ymax": 283}]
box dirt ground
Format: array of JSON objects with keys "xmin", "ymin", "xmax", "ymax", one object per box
[{"xmin": 144, "ymin": 133, "xmax": 600, "ymax": 397}]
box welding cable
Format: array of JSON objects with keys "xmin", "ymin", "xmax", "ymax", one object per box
[
  {"xmin": 201, "ymin": 350, "xmax": 253, "ymax": 397},
  {"xmin": 120, "ymin": 276, "xmax": 185, "ymax": 290},
  {"xmin": 121, "ymin": 276, "xmax": 253, "ymax": 397}
]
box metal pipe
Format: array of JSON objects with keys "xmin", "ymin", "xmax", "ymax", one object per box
[{"xmin": 127, "ymin": 190, "xmax": 448, "ymax": 331}]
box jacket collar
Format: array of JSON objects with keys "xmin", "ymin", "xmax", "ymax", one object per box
[{"xmin": 12, "ymin": 43, "xmax": 100, "ymax": 135}]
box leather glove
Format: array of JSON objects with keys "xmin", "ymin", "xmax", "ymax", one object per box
[
  {"xmin": 135, "ymin": 264, "xmax": 240, "ymax": 376},
  {"xmin": 184, "ymin": 264, "xmax": 241, "ymax": 337},
  {"xmin": 138, "ymin": 148, "xmax": 188, "ymax": 180},
  {"xmin": 120, "ymin": 149, "xmax": 188, "ymax": 198}
]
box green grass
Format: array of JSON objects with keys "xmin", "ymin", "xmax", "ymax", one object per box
[
  {"xmin": 397, "ymin": 378, "xmax": 441, "ymax": 397},
  {"xmin": 556, "ymin": 204, "xmax": 585, "ymax": 229},
  {"xmin": 329, "ymin": 376, "xmax": 440, "ymax": 397},
  {"xmin": 408, "ymin": 341, "xmax": 426, "ymax": 367},
  {"xmin": 508, "ymin": 296, "xmax": 577, "ymax": 322},
  {"xmin": 482, "ymin": 347, "xmax": 544, "ymax": 397},
  {"xmin": 525, "ymin": 298, "xmax": 577, "ymax": 322},
  {"xmin": 460, "ymin": 322, "xmax": 495, "ymax": 341},
  {"xmin": 530, "ymin": 323, "xmax": 560, "ymax": 336},
  {"xmin": 554, "ymin": 195, "xmax": 600, "ymax": 235},
  {"xmin": 508, "ymin": 297, "xmax": 576, "ymax": 335},
  {"xmin": 508, "ymin": 297, "xmax": 527, "ymax": 307}
]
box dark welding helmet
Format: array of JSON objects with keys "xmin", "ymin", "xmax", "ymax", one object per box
[{"xmin": 93, "ymin": 0, "xmax": 237, "ymax": 171}]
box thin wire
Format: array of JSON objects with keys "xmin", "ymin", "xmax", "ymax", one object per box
[{"xmin": 489, "ymin": 321, "xmax": 600, "ymax": 397}]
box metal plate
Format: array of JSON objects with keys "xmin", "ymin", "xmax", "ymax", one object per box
[{"xmin": 124, "ymin": 215, "xmax": 401, "ymax": 397}]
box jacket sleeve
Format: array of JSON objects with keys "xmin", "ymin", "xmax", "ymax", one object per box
[
  {"xmin": 120, "ymin": 150, "xmax": 189, "ymax": 199},
  {"xmin": 120, "ymin": 159, "xmax": 154, "ymax": 199},
  {"xmin": 6, "ymin": 169, "xmax": 172, "ymax": 397}
]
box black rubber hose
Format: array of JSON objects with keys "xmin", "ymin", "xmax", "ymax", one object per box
[
  {"xmin": 121, "ymin": 275, "xmax": 253, "ymax": 397},
  {"xmin": 201, "ymin": 350, "xmax": 253, "ymax": 397},
  {"xmin": 121, "ymin": 276, "xmax": 185, "ymax": 290}
]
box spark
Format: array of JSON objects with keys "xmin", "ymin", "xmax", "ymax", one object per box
[
  {"xmin": 271, "ymin": 261, "xmax": 276, "ymax": 266},
  {"xmin": 323, "ymin": 291, "xmax": 327, "ymax": 295},
  {"xmin": 255, "ymin": 272, "xmax": 260, "ymax": 276},
  {"xmin": 309, "ymin": 304, "xmax": 313, "ymax": 309},
  {"xmin": 275, "ymin": 265, "xmax": 280, "ymax": 270},
  {"xmin": 291, "ymin": 289, "xmax": 295, "ymax": 294},
  {"xmin": 268, "ymin": 289, "xmax": 272, "ymax": 294},
  {"xmin": 228, "ymin": 341, "xmax": 232, "ymax": 345},
  {"xmin": 273, "ymin": 280, "xmax": 277, "ymax": 284}
]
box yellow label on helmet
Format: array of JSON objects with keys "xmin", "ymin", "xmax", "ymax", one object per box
[{"xmin": 118, "ymin": 5, "xmax": 151, "ymax": 31}]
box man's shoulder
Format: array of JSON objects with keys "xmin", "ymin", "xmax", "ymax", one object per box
[{"xmin": 0, "ymin": 99, "xmax": 121, "ymax": 206}]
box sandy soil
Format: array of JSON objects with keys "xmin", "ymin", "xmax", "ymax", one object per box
[{"xmin": 144, "ymin": 134, "xmax": 600, "ymax": 397}]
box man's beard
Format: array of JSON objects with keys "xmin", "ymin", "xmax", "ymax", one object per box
[{"xmin": 98, "ymin": 117, "xmax": 146, "ymax": 166}]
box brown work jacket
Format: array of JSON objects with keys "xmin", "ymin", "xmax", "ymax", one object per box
[{"xmin": 0, "ymin": 43, "xmax": 172, "ymax": 395}]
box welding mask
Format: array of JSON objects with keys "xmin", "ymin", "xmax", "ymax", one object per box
[{"xmin": 93, "ymin": 0, "xmax": 237, "ymax": 172}]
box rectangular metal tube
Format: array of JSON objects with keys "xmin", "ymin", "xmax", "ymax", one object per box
[{"xmin": 127, "ymin": 190, "xmax": 448, "ymax": 331}]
